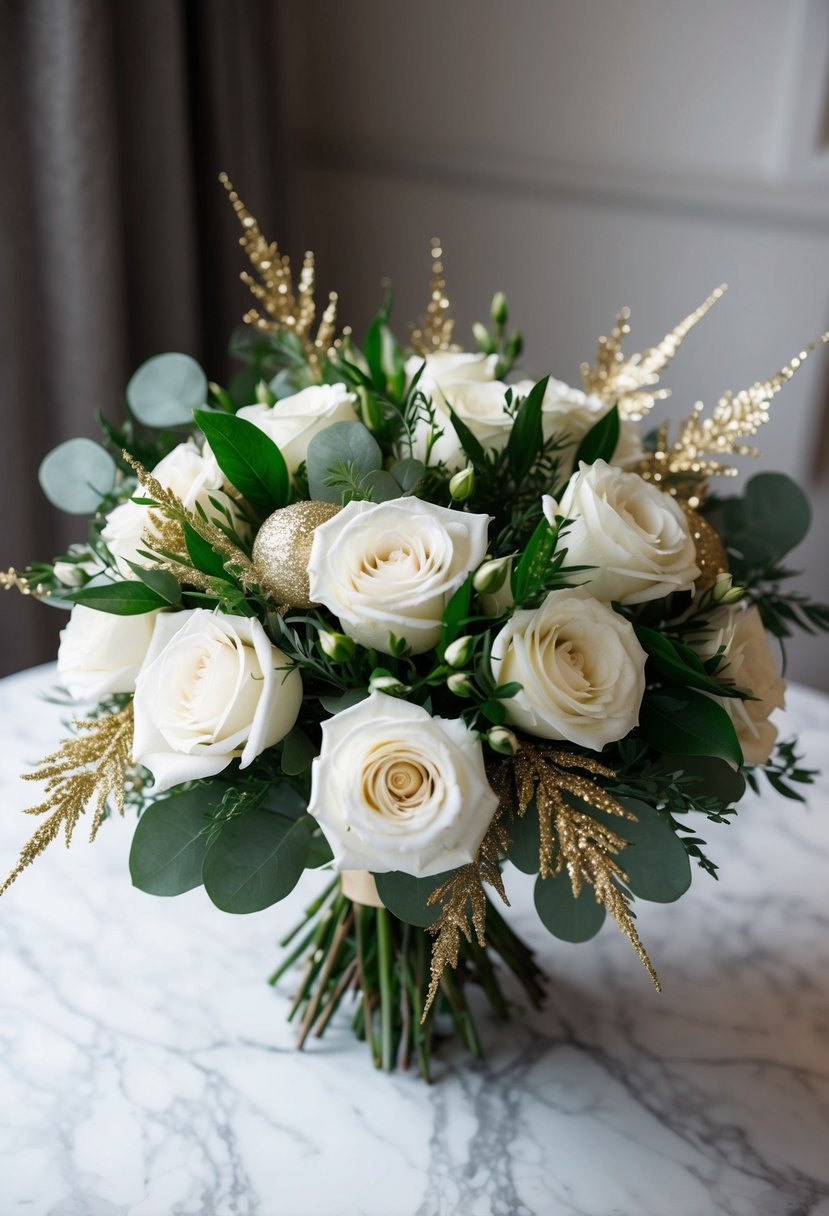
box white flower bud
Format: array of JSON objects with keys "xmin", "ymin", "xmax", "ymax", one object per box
[
  {"xmin": 711, "ymin": 573, "xmax": 745, "ymax": 605},
  {"xmin": 449, "ymin": 464, "xmax": 475, "ymax": 502},
  {"xmin": 444, "ymin": 635, "xmax": 474, "ymax": 668},
  {"xmin": 472, "ymin": 322, "xmax": 496, "ymax": 354},
  {"xmin": 53, "ymin": 562, "xmax": 87, "ymax": 588},
  {"xmin": 473, "ymin": 555, "xmax": 511, "ymax": 595},
  {"xmin": 319, "ymin": 630, "xmax": 357, "ymax": 662},
  {"xmin": 368, "ymin": 673, "xmax": 410, "ymax": 696},
  {"xmin": 487, "ymin": 726, "xmax": 519, "ymax": 755},
  {"xmin": 447, "ymin": 671, "xmax": 476, "ymax": 697},
  {"xmin": 255, "ymin": 379, "xmax": 276, "ymax": 406}
]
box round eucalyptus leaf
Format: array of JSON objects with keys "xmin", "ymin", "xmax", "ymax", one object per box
[
  {"xmin": 129, "ymin": 787, "xmax": 222, "ymax": 896},
  {"xmin": 534, "ymin": 869, "xmax": 606, "ymax": 943},
  {"xmin": 38, "ymin": 438, "xmax": 117, "ymax": 514},
  {"xmin": 612, "ymin": 798, "xmax": 692, "ymax": 904},
  {"xmin": 202, "ymin": 810, "xmax": 311, "ymax": 914},
  {"xmin": 507, "ymin": 800, "xmax": 541, "ymax": 875},
  {"xmin": 373, "ymin": 869, "xmax": 454, "ymax": 927},
  {"xmin": 306, "ymin": 421, "xmax": 382, "ymax": 503},
  {"xmin": 126, "ymin": 352, "xmax": 207, "ymax": 427}
]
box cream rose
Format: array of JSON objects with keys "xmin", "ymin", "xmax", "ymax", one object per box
[
  {"xmin": 133, "ymin": 609, "xmax": 302, "ymax": 793},
  {"xmin": 307, "ymin": 497, "xmax": 490, "ymax": 654},
  {"xmin": 101, "ymin": 442, "xmax": 238, "ymax": 578},
  {"xmin": 558, "ymin": 460, "xmax": 700, "ymax": 604},
  {"xmin": 308, "ymin": 691, "xmax": 499, "ymax": 875},
  {"xmin": 513, "ymin": 376, "xmax": 643, "ymax": 470},
  {"xmin": 688, "ymin": 604, "xmax": 786, "ymax": 765},
  {"xmin": 405, "ymin": 350, "xmax": 499, "ymax": 394},
  {"xmin": 235, "ymin": 383, "xmax": 358, "ymax": 474},
  {"xmin": 57, "ymin": 604, "xmax": 160, "ymax": 701},
  {"xmin": 491, "ymin": 587, "xmax": 647, "ymax": 749}
]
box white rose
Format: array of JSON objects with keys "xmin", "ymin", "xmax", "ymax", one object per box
[
  {"xmin": 410, "ymin": 379, "xmax": 512, "ymax": 471},
  {"xmin": 558, "ymin": 460, "xmax": 700, "ymax": 605},
  {"xmin": 235, "ymin": 383, "xmax": 358, "ymax": 474},
  {"xmin": 133, "ymin": 609, "xmax": 302, "ymax": 793},
  {"xmin": 308, "ymin": 691, "xmax": 499, "ymax": 876},
  {"xmin": 307, "ymin": 497, "xmax": 490, "ymax": 654},
  {"xmin": 688, "ymin": 604, "xmax": 786, "ymax": 765},
  {"xmin": 405, "ymin": 350, "xmax": 499, "ymax": 394},
  {"xmin": 491, "ymin": 586, "xmax": 647, "ymax": 749},
  {"xmin": 513, "ymin": 377, "xmax": 643, "ymax": 470},
  {"xmin": 57, "ymin": 605, "xmax": 160, "ymax": 701},
  {"xmin": 101, "ymin": 442, "xmax": 239, "ymax": 578}
]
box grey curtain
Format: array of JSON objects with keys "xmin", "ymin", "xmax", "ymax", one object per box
[{"xmin": 0, "ymin": 0, "xmax": 287, "ymax": 675}]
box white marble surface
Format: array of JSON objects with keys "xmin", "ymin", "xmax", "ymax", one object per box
[{"xmin": 1, "ymin": 664, "xmax": 829, "ymax": 1216}]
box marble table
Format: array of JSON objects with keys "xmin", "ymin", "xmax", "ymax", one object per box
[{"xmin": 1, "ymin": 664, "xmax": 828, "ymax": 1216}]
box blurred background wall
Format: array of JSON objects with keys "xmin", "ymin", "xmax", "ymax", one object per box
[{"xmin": 2, "ymin": 0, "xmax": 828, "ymax": 686}]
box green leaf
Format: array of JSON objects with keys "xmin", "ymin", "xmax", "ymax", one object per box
[
  {"xmin": 281, "ymin": 728, "xmax": 317, "ymax": 776},
  {"xmin": 507, "ymin": 801, "xmax": 540, "ymax": 875},
  {"xmin": 598, "ymin": 798, "xmax": 692, "ymax": 903},
  {"xmin": 742, "ymin": 472, "xmax": 811, "ymax": 560},
  {"xmin": 306, "ymin": 421, "xmax": 382, "ymax": 503},
  {"xmin": 573, "ymin": 405, "xmax": 620, "ymax": 468},
  {"xmin": 364, "ymin": 469, "xmax": 403, "ymax": 501},
  {"xmin": 194, "ymin": 409, "xmax": 289, "ymax": 514},
  {"xmin": 127, "ymin": 352, "xmax": 207, "ymax": 427},
  {"xmin": 320, "ymin": 689, "xmax": 369, "ymax": 714},
  {"xmin": 390, "ymin": 458, "xmax": 425, "ymax": 493},
  {"xmin": 439, "ymin": 575, "xmax": 474, "ymax": 656},
  {"xmin": 69, "ymin": 580, "xmax": 168, "ymax": 615},
  {"xmin": 373, "ymin": 870, "xmax": 454, "ymax": 927},
  {"xmin": 183, "ymin": 522, "xmax": 229, "ymax": 580},
  {"xmin": 261, "ymin": 781, "xmax": 308, "ymax": 818},
  {"xmin": 639, "ymin": 687, "xmax": 744, "ymax": 766},
  {"xmin": 634, "ymin": 624, "xmax": 743, "ymax": 699},
  {"xmin": 534, "ymin": 869, "xmax": 606, "ymax": 942},
  {"xmin": 507, "ymin": 376, "xmax": 548, "ymax": 484},
  {"xmin": 445, "ymin": 402, "xmax": 488, "ymax": 469},
  {"xmin": 655, "ymin": 753, "xmax": 747, "ymax": 806},
  {"xmin": 202, "ymin": 810, "xmax": 312, "ymax": 914},
  {"xmin": 129, "ymin": 788, "xmax": 222, "ymax": 896},
  {"xmin": 125, "ymin": 562, "xmax": 182, "ymax": 606},
  {"xmin": 511, "ymin": 517, "xmax": 558, "ymax": 604},
  {"xmin": 39, "ymin": 438, "xmax": 117, "ymax": 515}
]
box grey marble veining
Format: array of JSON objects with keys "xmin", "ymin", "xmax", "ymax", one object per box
[{"xmin": 1, "ymin": 664, "xmax": 828, "ymax": 1216}]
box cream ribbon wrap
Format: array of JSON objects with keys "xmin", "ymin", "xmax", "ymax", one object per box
[{"xmin": 340, "ymin": 870, "xmax": 385, "ymax": 908}]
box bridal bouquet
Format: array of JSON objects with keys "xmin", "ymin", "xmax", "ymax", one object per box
[{"xmin": 3, "ymin": 176, "xmax": 827, "ymax": 1079}]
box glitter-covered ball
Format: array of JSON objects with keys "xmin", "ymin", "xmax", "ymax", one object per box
[
  {"xmin": 252, "ymin": 501, "xmax": 340, "ymax": 608},
  {"xmin": 684, "ymin": 507, "xmax": 728, "ymax": 592}
]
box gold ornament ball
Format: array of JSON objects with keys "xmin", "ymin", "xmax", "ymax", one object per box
[
  {"xmin": 684, "ymin": 507, "xmax": 729, "ymax": 592},
  {"xmin": 252, "ymin": 501, "xmax": 340, "ymax": 608}
]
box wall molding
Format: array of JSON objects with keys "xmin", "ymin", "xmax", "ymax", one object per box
[{"xmin": 294, "ymin": 135, "xmax": 829, "ymax": 236}]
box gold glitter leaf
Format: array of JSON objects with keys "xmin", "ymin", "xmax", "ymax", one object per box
[
  {"xmin": 581, "ymin": 286, "xmax": 726, "ymax": 421},
  {"xmin": 0, "ymin": 704, "xmax": 134, "ymax": 897},
  {"xmin": 422, "ymin": 807, "xmax": 511, "ymax": 1018},
  {"xmin": 634, "ymin": 331, "xmax": 829, "ymax": 499},
  {"xmin": 220, "ymin": 173, "xmax": 338, "ymax": 369},
  {"xmin": 492, "ymin": 745, "xmax": 661, "ymax": 990},
  {"xmin": 410, "ymin": 238, "xmax": 458, "ymax": 355}
]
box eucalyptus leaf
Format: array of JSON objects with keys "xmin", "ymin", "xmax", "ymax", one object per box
[
  {"xmin": 390, "ymin": 458, "xmax": 425, "ymax": 494},
  {"xmin": 373, "ymin": 870, "xmax": 453, "ymax": 927},
  {"xmin": 306, "ymin": 421, "xmax": 382, "ymax": 503},
  {"xmin": 320, "ymin": 689, "xmax": 369, "ymax": 714},
  {"xmin": 281, "ymin": 727, "xmax": 317, "ymax": 776},
  {"xmin": 507, "ymin": 800, "xmax": 540, "ymax": 875},
  {"xmin": 129, "ymin": 788, "xmax": 222, "ymax": 896},
  {"xmin": 601, "ymin": 798, "xmax": 692, "ymax": 903},
  {"xmin": 534, "ymin": 869, "xmax": 606, "ymax": 942},
  {"xmin": 655, "ymin": 754, "xmax": 747, "ymax": 806},
  {"xmin": 364, "ymin": 469, "xmax": 403, "ymax": 501},
  {"xmin": 39, "ymin": 438, "xmax": 117, "ymax": 514},
  {"xmin": 202, "ymin": 811, "xmax": 312, "ymax": 914},
  {"xmin": 126, "ymin": 352, "xmax": 207, "ymax": 427}
]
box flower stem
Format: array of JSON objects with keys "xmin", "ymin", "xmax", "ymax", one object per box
[{"xmin": 376, "ymin": 906, "xmax": 395, "ymax": 1071}]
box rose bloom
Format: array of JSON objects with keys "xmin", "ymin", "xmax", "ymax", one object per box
[
  {"xmin": 491, "ymin": 586, "xmax": 647, "ymax": 749},
  {"xmin": 558, "ymin": 459, "xmax": 700, "ymax": 605},
  {"xmin": 57, "ymin": 604, "xmax": 160, "ymax": 701},
  {"xmin": 308, "ymin": 691, "xmax": 499, "ymax": 876},
  {"xmin": 101, "ymin": 442, "xmax": 239, "ymax": 578},
  {"xmin": 688, "ymin": 603, "xmax": 786, "ymax": 765},
  {"xmin": 307, "ymin": 497, "xmax": 489, "ymax": 654},
  {"xmin": 235, "ymin": 383, "xmax": 358, "ymax": 474},
  {"xmin": 133, "ymin": 609, "xmax": 302, "ymax": 793}
]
